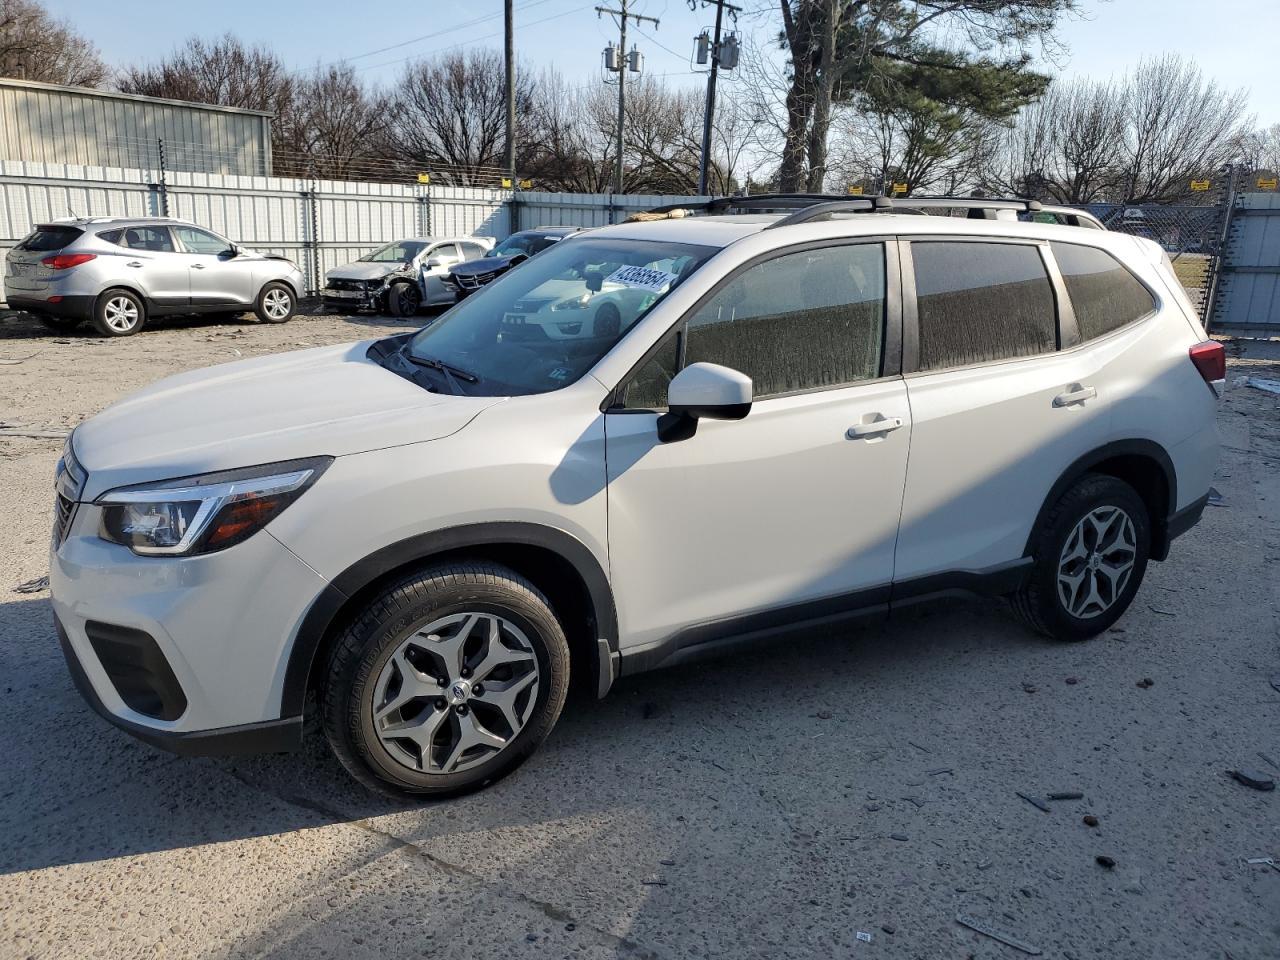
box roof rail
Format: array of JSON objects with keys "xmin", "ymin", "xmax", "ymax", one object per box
[{"xmin": 763, "ymin": 196, "xmax": 895, "ymax": 229}]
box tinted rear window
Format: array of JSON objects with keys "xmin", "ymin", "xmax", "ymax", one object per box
[
  {"xmin": 912, "ymin": 241, "xmax": 1057, "ymax": 371},
  {"xmin": 18, "ymin": 226, "xmax": 83, "ymax": 252}
]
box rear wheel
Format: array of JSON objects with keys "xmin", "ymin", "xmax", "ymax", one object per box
[
  {"xmin": 91, "ymin": 289, "xmax": 144, "ymax": 337},
  {"xmin": 1011, "ymin": 474, "xmax": 1150, "ymax": 641},
  {"xmin": 322, "ymin": 562, "xmax": 570, "ymax": 798},
  {"xmin": 255, "ymin": 282, "xmax": 295, "ymax": 323}
]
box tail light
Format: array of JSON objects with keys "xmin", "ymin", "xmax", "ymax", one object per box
[
  {"xmin": 1188, "ymin": 340, "xmax": 1225, "ymax": 397},
  {"xmin": 41, "ymin": 253, "xmax": 96, "ymax": 270}
]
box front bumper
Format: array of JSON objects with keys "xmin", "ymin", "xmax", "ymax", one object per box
[{"xmin": 50, "ymin": 506, "xmax": 331, "ymax": 755}]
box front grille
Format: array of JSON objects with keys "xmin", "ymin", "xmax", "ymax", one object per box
[
  {"xmin": 326, "ymin": 278, "xmax": 371, "ymax": 293},
  {"xmin": 53, "ymin": 491, "xmax": 76, "ymax": 547},
  {"xmin": 458, "ymin": 271, "xmax": 497, "ymax": 289}
]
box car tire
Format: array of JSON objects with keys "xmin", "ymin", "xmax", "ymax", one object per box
[
  {"xmin": 255, "ymin": 282, "xmax": 296, "ymax": 323},
  {"xmin": 91, "ymin": 289, "xmax": 145, "ymax": 337},
  {"xmin": 1011, "ymin": 473, "xmax": 1150, "ymax": 641},
  {"xmin": 36, "ymin": 315, "xmax": 83, "ymax": 332},
  {"xmin": 388, "ymin": 281, "xmax": 422, "ymax": 317},
  {"xmin": 321, "ymin": 561, "xmax": 571, "ymax": 798},
  {"xmin": 594, "ymin": 302, "xmax": 621, "ymax": 338}
]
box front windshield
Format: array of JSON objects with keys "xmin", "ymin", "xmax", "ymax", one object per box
[
  {"xmin": 406, "ymin": 237, "xmax": 715, "ymax": 396},
  {"xmin": 489, "ymin": 234, "xmax": 539, "ymax": 257},
  {"xmin": 360, "ymin": 240, "xmax": 428, "ymax": 263}
]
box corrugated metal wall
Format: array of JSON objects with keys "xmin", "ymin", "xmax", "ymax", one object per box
[
  {"xmin": 1210, "ymin": 192, "xmax": 1280, "ymax": 333},
  {"xmin": 0, "ymin": 79, "xmax": 272, "ymax": 177},
  {"xmin": 0, "ymin": 160, "xmax": 702, "ymax": 298}
]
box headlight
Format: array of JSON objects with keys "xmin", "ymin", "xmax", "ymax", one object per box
[
  {"xmin": 97, "ymin": 456, "xmax": 332, "ymax": 556},
  {"xmin": 550, "ymin": 294, "xmax": 592, "ymax": 311}
]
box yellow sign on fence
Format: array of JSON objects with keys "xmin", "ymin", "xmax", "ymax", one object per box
[
  {"xmin": 1190, "ymin": 179, "xmax": 1211, "ymax": 192},
  {"xmin": 892, "ymin": 182, "xmax": 908, "ymax": 194},
  {"xmin": 416, "ymin": 172, "xmax": 430, "ymax": 184},
  {"xmin": 1258, "ymin": 177, "xmax": 1278, "ymax": 190},
  {"xmin": 847, "ymin": 184, "xmax": 864, "ymax": 195},
  {"xmin": 520, "ymin": 178, "xmax": 533, "ymax": 189},
  {"xmin": 502, "ymin": 177, "xmax": 512, "ymax": 188}
]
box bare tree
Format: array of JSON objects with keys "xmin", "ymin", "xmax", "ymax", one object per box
[
  {"xmin": 383, "ymin": 49, "xmax": 537, "ymax": 185},
  {"xmin": 0, "ymin": 0, "xmax": 106, "ymax": 86},
  {"xmin": 118, "ymin": 34, "xmax": 296, "ymax": 118},
  {"xmin": 1235, "ymin": 123, "xmax": 1280, "ymax": 178},
  {"xmin": 1118, "ymin": 54, "xmax": 1251, "ymax": 203},
  {"xmin": 276, "ymin": 65, "xmax": 388, "ymax": 179},
  {"xmin": 521, "ymin": 70, "xmax": 615, "ymax": 192}
]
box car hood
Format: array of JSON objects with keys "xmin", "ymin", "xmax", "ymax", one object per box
[
  {"xmin": 453, "ymin": 255, "xmax": 516, "ymax": 275},
  {"xmin": 325, "ymin": 262, "xmax": 405, "ymax": 282},
  {"xmin": 73, "ymin": 340, "xmax": 503, "ymax": 500}
]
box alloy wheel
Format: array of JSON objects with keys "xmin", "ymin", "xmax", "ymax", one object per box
[
  {"xmin": 371, "ymin": 612, "xmax": 540, "ymax": 774},
  {"xmin": 1056, "ymin": 506, "xmax": 1137, "ymax": 619},
  {"xmin": 263, "ymin": 288, "xmax": 292, "ymax": 320},
  {"xmin": 103, "ymin": 296, "xmax": 139, "ymax": 332}
]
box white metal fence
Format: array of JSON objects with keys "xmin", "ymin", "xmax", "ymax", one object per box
[{"xmin": 0, "ymin": 160, "xmax": 703, "ymax": 298}]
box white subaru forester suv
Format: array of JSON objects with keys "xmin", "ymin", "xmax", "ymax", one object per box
[{"xmin": 50, "ymin": 196, "xmax": 1222, "ymax": 797}]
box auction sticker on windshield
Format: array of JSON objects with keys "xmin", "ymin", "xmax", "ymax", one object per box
[{"xmin": 605, "ymin": 265, "xmax": 678, "ymax": 292}]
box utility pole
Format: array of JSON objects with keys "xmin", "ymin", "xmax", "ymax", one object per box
[
  {"xmin": 597, "ymin": 1, "xmax": 658, "ymax": 196},
  {"xmin": 692, "ymin": 0, "xmax": 741, "ymax": 196},
  {"xmin": 503, "ymin": 0, "xmax": 516, "ymax": 184}
]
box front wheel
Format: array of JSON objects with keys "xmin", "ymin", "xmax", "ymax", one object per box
[
  {"xmin": 255, "ymin": 282, "xmax": 296, "ymax": 323},
  {"xmin": 1011, "ymin": 474, "xmax": 1150, "ymax": 641},
  {"xmin": 321, "ymin": 562, "xmax": 570, "ymax": 798},
  {"xmin": 388, "ymin": 281, "xmax": 422, "ymax": 317}
]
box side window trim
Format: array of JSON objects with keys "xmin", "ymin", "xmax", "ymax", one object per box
[
  {"xmin": 900, "ymin": 235, "xmax": 1063, "ymax": 377},
  {"xmin": 1040, "ymin": 242, "xmax": 1081, "ymax": 349},
  {"xmin": 603, "ymin": 236, "xmax": 903, "ymax": 412}
]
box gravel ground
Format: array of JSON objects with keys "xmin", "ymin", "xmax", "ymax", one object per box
[{"xmin": 0, "ymin": 309, "xmax": 1277, "ymax": 960}]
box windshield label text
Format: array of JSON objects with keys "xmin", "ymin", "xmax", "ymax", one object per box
[{"xmin": 605, "ymin": 265, "xmax": 678, "ymax": 292}]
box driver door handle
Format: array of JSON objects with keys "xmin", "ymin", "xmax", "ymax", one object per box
[
  {"xmin": 1053, "ymin": 385, "xmax": 1096, "ymax": 407},
  {"xmin": 192, "ymin": 263, "xmax": 206, "ymax": 269},
  {"xmin": 126, "ymin": 261, "xmax": 143, "ymax": 268},
  {"xmin": 847, "ymin": 415, "xmax": 904, "ymax": 439}
]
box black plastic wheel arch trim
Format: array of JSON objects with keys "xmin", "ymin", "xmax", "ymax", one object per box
[
  {"xmin": 56, "ymin": 616, "xmax": 303, "ymax": 756},
  {"xmin": 280, "ymin": 522, "xmax": 619, "ymax": 717},
  {"xmin": 1023, "ymin": 439, "xmax": 1177, "ymax": 561}
]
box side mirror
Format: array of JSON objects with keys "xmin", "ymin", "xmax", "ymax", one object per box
[
  {"xmin": 584, "ymin": 269, "xmax": 604, "ymax": 293},
  {"xmin": 657, "ymin": 362, "xmax": 752, "ymax": 443},
  {"xmin": 424, "ymin": 257, "xmax": 444, "ymax": 269},
  {"xmin": 225, "ymin": 245, "xmax": 240, "ymax": 258}
]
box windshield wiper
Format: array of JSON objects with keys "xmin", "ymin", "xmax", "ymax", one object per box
[{"xmin": 403, "ymin": 352, "xmax": 479, "ymax": 393}]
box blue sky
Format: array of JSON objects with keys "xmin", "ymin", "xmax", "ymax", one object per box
[{"xmin": 45, "ymin": 0, "xmax": 1278, "ymax": 125}]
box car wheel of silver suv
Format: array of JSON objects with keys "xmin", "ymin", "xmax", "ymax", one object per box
[
  {"xmin": 1012, "ymin": 473, "xmax": 1150, "ymax": 641},
  {"xmin": 321, "ymin": 561, "xmax": 571, "ymax": 798},
  {"xmin": 92, "ymin": 288, "xmax": 145, "ymax": 337},
  {"xmin": 255, "ymin": 282, "xmax": 296, "ymax": 324}
]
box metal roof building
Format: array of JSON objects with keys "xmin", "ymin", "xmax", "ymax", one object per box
[{"xmin": 0, "ymin": 78, "xmax": 273, "ymax": 176}]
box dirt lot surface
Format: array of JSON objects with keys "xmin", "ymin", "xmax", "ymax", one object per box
[{"xmin": 0, "ymin": 309, "xmax": 1277, "ymax": 960}]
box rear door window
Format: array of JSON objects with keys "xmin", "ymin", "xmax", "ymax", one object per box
[
  {"xmin": 911, "ymin": 241, "xmax": 1057, "ymax": 371},
  {"xmin": 1051, "ymin": 242, "xmax": 1156, "ymax": 341},
  {"xmin": 18, "ymin": 226, "xmax": 84, "ymax": 252},
  {"xmin": 119, "ymin": 226, "xmax": 175, "ymax": 252}
]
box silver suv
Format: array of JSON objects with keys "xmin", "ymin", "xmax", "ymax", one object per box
[{"xmin": 4, "ymin": 218, "xmax": 305, "ymax": 336}]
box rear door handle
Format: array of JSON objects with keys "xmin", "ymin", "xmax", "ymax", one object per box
[
  {"xmin": 847, "ymin": 415, "xmax": 904, "ymax": 439},
  {"xmin": 192, "ymin": 263, "xmax": 206, "ymax": 269},
  {"xmin": 126, "ymin": 261, "xmax": 143, "ymax": 268},
  {"xmin": 1053, "ymin": 385, "xmax": 1096, "ymax": 407}
]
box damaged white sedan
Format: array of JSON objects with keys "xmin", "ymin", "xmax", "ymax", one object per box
[{"xmin": 322, "ymin": 236, "xmax": 493, "ymax": 315}]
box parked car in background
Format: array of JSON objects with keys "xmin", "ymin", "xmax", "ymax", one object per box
[
  {"xmin": 446, "ymin": 227, "xmax": 586, "ymax": 298},
  {"xmin": 49, "ymin": 195, "xmax": 1221, "ymax": 798},
  {"xmin": 321, "ymin": 237, "xmax": 493, "ymax": 315},
  {"xmin": 4, "ymin": 218, "xmax": 304, "ymax": 336}
]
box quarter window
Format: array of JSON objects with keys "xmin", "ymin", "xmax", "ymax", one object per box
[
  {"xmin": 682, "ymin": 243, "xmax": 886, "ymax": 399},
  {"xmin": 911, "ymin": 241, "xmax": 1057, "ymax": 370},
  {"xmin": 1051, "ymin": 242, "xmax": 1156, "ymax": 341},
  {"xmin": 620, "ymin": 334, "xmax": 680, "ymax": 409}
]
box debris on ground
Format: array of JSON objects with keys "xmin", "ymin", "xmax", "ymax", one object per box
[
  {"xmin": 1148, "ymin": 606, "xmax": 1176, "ymax": 616},
  {"xmin": 1083, "ymin": 815, "xmax": 1100, "ymax": 827},
  {"xmin": 1136, "ymin": 678, "xmax": 1155, "ymax": 689},
  {"xmin": 1016, "ymin": 792, "xmax": 1051, "ymax": 812},
  {"xmin": 1207, "ymin": 486, "xmax": 1226, "ymax": 507},
  {"xmin": 13, "ymin": 575, "xmax": 49, "ymax": 594},
  {"xmin": 640, "ymin": 878, "xmax": 668, "ymax": 886},
  {"xmin": 0, "ymin": 427, "xmax": 69, "ymax": 439},
  {"xmin": 1227, "ymin": 769, "xmax": 1276, "ymax": 791},
  {"xmin": 906, "ymin": 741, "xmax": 930, "ymax": 753},
  {"xmin": 1096, "ymin": 855, "xmax": 1116, "ymax": 869},
  {"xmin": 902, "ymin": 796, "xmax": 928, "ymax": 808},
  {"xmin": 889, "ymin": 833, "xmax": 909, "ymax": 842},
  {"xmin": 1065, "ymin": 676, "xmax": 1080, "ymax": 684},
  {"xmin": 1047, "ymin": 791, "xmax": 1084, "ymax": 801},
  {"xmin": 816, "ymin": 709, "xmax": 833, "ymax": 720},
  {"xmin": 0, "ymin": 352, "xmax": 38, "ymax": 364},
  {"xmin": 955, "ymin": 913, "xmax": 1043, "ymax": 955},
  {"xmin": 1239, "ymin": 376, "xmax": 1280, "ymax": 395},
  {"xmin": 880, "ymin": 924, "xmax": 896, "ymax": 935},
  {"xmin": 864, "ymin": 802, "xmax": 881, "ymax": 812},
  {"xmin": 1245, "ymin": 857, "xmax": 1280, "ymax": 872},
  {"xmin": 1022, "ymin": 682, "xmax": 1037, "ymax": 693},
  {"xmin": 926, "ymin": 767, "xmax": 953, "ymax": 776},
  {"xmin": 855, "ymin": 931, "xmax": 873, "ymax": 943}
]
